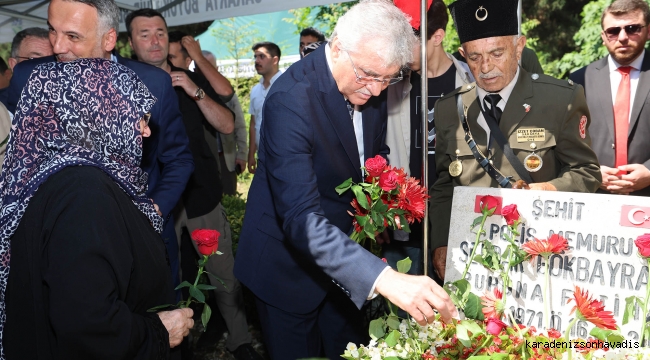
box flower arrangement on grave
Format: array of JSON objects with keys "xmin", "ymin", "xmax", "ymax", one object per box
[
  {"xmin": 342, "ymin": 199, "xmax": 650, "ymax": 359},
  {"xmin": 336, "ymin": 155, "xmax": 428, "ymax": 245}
]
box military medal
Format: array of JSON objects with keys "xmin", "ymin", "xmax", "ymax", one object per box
[
  {"xmin": 524, "ymin": 143, "xmax": 543, "ymax": 172},
  {"xmin": 449, "ymin": 149, "xmax": 463, "ymax": 177}
]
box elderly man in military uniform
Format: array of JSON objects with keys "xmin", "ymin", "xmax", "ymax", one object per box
[{"xmin": 430, "ymin": 0, "xmax": 602, "ymax": 280}]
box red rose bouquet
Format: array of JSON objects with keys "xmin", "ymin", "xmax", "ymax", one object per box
[
  {"xmin": 336, "ymin": 155, "xmax": 428, "ymax": 245},
  {"xmin": 149, "ymin": 229, "xmax": 224, "ymax": 330}
]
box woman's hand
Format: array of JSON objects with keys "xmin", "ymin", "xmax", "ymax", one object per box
[{"xmin": 157, "ymin": 308, "xmax": 194, "ymax": 348}]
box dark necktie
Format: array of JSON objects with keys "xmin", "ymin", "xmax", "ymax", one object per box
[
  {"xmin": 483, "ymin": 94, "xmax": 503, "ymax": 124},
  {"xmin": 346, "ymin": 100, "xmax": 354, "ymax": 120}
]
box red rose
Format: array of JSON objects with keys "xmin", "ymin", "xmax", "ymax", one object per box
[
  {"xmin": 479, "ymin": 195, "xmax": 499, "ymax": 213},
  {"xmin": 635, "ymin": 233, "xmax": 650, "ymax": 257},
  {"xmin": 191, "ymin": 229, "xmax": 220, "ymax": 256},
  {"xmin": 392, "ymin": 167, "xmax": 408, "ymax": 185},
  {"xmin": 547, "ymin": 328, "xmax": 562, "ymax": 339},
  {"xmin": 379, "ymin": 170, "xmax": 399, "ymax": 191},
  {"xmin": 485, "ymin": 318, "xmax": 507, "ymax": 335},
  {"xmin": 501, "ymin": 204, "xmax": 520, "ymax": 226},
  {"xmin": 364, "ymin": 155, "xmax": 387, "ymax": 178}
]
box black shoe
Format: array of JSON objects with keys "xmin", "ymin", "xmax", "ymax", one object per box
[{"xmin": 231, "ymin": 343, "xmax": 263, "ymax": 360}]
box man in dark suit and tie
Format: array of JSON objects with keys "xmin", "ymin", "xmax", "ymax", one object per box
[
  {"xmin": 233, "ymin": 1, "xmax": 457, "ymax": 359},
  {"xmin": 6, "ymin": 0, "xmax": 194, "ymax": 293},
  {"xmin": 570, "ymin": 0, "xmax": 650, "ymax": 196}
]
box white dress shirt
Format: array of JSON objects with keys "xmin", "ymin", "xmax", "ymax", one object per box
[
  {"xmin": 608, "ymin": 50, "xmax": 645, "ymax": 123},
  {"xmin": 325, "ymin": 43, "xmax": 365, "ymax": 172}
]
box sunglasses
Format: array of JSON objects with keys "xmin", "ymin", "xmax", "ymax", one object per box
[{"xmin": 603, "ymin": 24, "xmax": 646, "ymax": 40}]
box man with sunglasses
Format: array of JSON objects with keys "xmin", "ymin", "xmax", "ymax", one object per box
[
  {"xmin": 234, "ymin": 1, "xmax": 457, "ymax": 359},
  {"xmin": 570, "ymin": 0, "xmax": 650, "ymax": 197}
]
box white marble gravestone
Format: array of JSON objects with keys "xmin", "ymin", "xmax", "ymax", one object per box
[{"xmin": 445, "ymin": 187, "xmax": 649, "ymax": 340}]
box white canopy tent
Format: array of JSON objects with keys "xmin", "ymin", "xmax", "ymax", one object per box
[{"xmin": 0, "ymin": 0, "xmax": 339, "ymax": 43}]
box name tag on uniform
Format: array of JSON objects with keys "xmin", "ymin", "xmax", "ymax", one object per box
[{"xmin": 516, "ymin": 128, "xmax": 545, "ymax": 142}]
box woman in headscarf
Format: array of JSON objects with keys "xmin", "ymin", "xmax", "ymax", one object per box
[{"xmin": 0, "ymin": 58, "xmax": 194, "ymax": 359}]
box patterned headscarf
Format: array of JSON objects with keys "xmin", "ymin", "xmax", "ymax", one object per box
[{"xmin": 0, "ymin": 58, "xmax": 162, "ymax": 357}]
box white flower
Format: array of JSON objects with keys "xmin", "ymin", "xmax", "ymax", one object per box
[
  {"xmin": 399, "ymin": 322, "xmax": 407, "ymax": 333},
  {"xmin": 368, "ymin": 339, "xmax": 377, "ymax": 348},
  {"xmin": 346, "ymin": 343, "xmax": 358, "ymax": 352},
  {"xmin": 418, "ymin": 331, "xmax": 428, "ymax": 341},
  {"xmin": 371, "ymin": 354, "xmax": 381, "ymax": 360}
]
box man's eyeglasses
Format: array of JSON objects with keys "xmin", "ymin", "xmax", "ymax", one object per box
[
  {"xmin": 13, "ymin": 56, "xmax": 34, "ymax": 62},
  {"xmin": 603, "ymin": 24, "xmax": 646, "ymax": 40},
  {"xmin": 344, "ymin": 51, "xmax": 402, "ymax": 86}
]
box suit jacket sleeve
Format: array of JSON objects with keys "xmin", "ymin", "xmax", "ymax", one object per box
[
  {"xmin": 226, "ymin": 94, "xmax": 248, "ymax": 161},
  {"xmin": 260, "ymin": 92, "xmax": 387, "ymax": 308},
  {"xmin": 6, "ymin": 59, "xmax": 35, "ymax": 114},
  {"xmin": 546, "ymin": 84, "xmax": 602, "ymax": 192},
  {"xmin": 148, "ymin": 76, "xmax": 194, "ymax": 218}
]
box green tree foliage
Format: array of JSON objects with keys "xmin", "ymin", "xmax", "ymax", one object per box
[
  {"xmin": 545, "ymin": 0, "xmax": 611, "ymax": 78},
  {"xmin": 212, "ymin": 18, "xmax": 263, "ymax": 92},
  {"xmin": 283, "ymin": 1, "xmax": 358, "ymax": 37},
  {"xmin": 522, "ymin": 0, "xmax": 592, "ymax": 63}
]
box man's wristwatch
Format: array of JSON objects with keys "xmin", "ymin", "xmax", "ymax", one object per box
[{"xmin": 194, "ymin": 88, "xmax": 205, "ymax": 100}]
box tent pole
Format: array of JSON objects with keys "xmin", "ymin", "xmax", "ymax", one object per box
[{"xmin": 421, "ymin": 0, "xmax": 429, "ymax": 277}]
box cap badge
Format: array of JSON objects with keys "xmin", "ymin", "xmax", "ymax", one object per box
[{"xmin": 475, "ymin": 6, "xmax": 488, "ymax": 21}]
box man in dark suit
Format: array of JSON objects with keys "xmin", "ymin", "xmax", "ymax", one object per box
[
  {"xmin": 233, "ymin": 2, "xmax": 457, "ymax": 359},
  {"xmin": 570, "ymin": 0, "xmax": 650, "ymax": 196},
  {"xmin": 6, "ymin": 0, "xmax": 194, "ymax": 294}
]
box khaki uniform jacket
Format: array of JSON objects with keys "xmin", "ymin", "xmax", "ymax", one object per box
[{"xmin": 430, "ymin": 68, "xmax": 602, "ymax": 249}]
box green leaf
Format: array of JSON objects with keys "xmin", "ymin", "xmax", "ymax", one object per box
[
  {"xmin": 470, "ymin": 215, "xmax": 484, "ymax": 229},
  {"xmin": 352, "ymin": 186, "xmax": 369, "ymax": 209},
  {"xmin": 368, "ymin": 318, "xmax": 385, "ymax": 340},
  {"xmin": 355, "ymin": 215, "xmax": 367, "ymax": 226},
  {"xmin": 386, "ymin": 315, "xmax": 400, "ymax": 330},
  {"xmin": 204, "ymin": 272, "xmax": 228, "ymax": 289},
  {"xmin": 456, "ymin": 323, "xmax": 471, "ymax": 347},
  {"xmin": 463, "ymin": 319, "xmax": 485, "ymax": 337},
  {"xmin": 588, "ymin": 327, "xmax": 624, "ymax": 343},
  {"xmin": 201, "ymin": 304, "xmax": 212, "ymax": 331},
  {"xmin": 453, "ymin": 279, "xmax": 471, "ymax": 296},
  {"xmin": 196, "ymin": 284, "xmax": 217, "ymax": 290},
  {"xmin": 385, "ymin": 330, "xmax": 400, "ymax": 347},
  {"xmin": 623, "ymin": 296, "xmax": 638, "ymax": 325},
  {"xmin": 463, "ymin": 294, "xmax": 485, "ymax": 321},
  {"xmin": 363, "ymin": 226, "xmax": 375, "ymax": 240},
  {"xmin": 335, "ymin": 178, "xmax": 353, "ymax": 195},
  {"xmin": 174, "ymin": 281, "xmax": 192, "ymax": 290},
  {"xmin": 399, "ymin": 214, "xmax": 410, "ymax": 232},
  {"xmin": 189, "ymin": 286, "xmax": 206, "ymax": 303},
  {"xmin": 396, "ymin": 257, "xmax": 412, "ymax": 274},
  {"xmin": 373, "ymin": 201, "xmax": 388, "ymax": 213}
]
